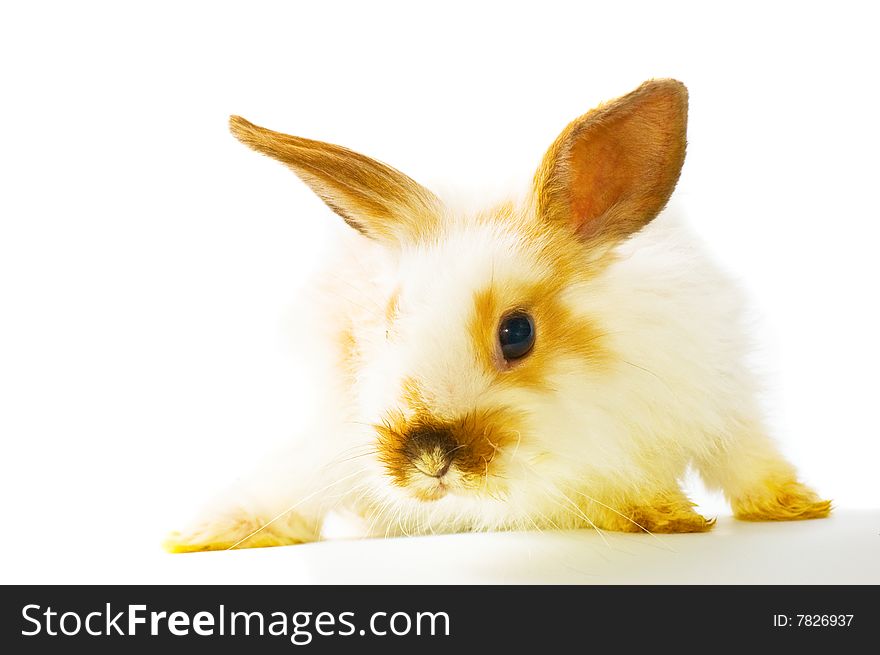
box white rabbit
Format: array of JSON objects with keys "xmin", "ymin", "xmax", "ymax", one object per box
[{"xmin": 166, "ymin": 79, "xmax": 829, "ymax": 552}]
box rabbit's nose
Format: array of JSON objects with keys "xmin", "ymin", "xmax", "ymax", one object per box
[
  {"xmin": 412, "ymin": 453, "xmax": 452, "ymax": 479},
  {"xmin": 403, "ymin": 424, "xmax": 458, "ymax": 478}
]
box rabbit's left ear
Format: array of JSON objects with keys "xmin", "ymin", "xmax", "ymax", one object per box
[
  {"xmin": 229, "ymin": 116, "xmax": 441, "ymax": 247},
  {"xmin": 534, "ymin": 79, "xmax": 688, "ymax": 249}
]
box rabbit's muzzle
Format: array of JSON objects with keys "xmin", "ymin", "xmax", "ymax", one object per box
[{"xmin": 375, "ymin": 408, "xmax": 523, "ymax": 501}]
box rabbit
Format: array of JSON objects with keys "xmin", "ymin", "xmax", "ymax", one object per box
[{"xmin": 165, "ymin": 79, "xmax": 830, "ymax": 553}]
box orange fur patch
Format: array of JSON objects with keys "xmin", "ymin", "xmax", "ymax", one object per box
[
  {"xmin": 163, "ymin": 512, "xmax": 318, "ymax": 553},
  {"xmin": 468, "ymin": 276, "xmax": 611, "ymax": 392},
  {"xmin": 375, "ymin": 405, "xmax": 524, "ymax": 496},
  {"xmin": 384, "ymin": 287, "xmax": 400, "ymax": 324},
  {"xmin": 337, "ymin": 322, "xmax": 358, "ymax": 375},
  {"xmin": 591, "ymin": 490, "xmax": 715, "ymax": 534},
  {"xmin": 733, "ymin": 479, "xmax": 832, "ymax": 522}
]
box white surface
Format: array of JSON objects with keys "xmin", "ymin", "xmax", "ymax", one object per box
[
  {"xmin": 202, "ymin": 511, "xmax": 880, "ymax": 585},
  {"xmin": 1, "ymin": 2, "xmax": 879, "ymax": 584},
  {"xmin": 5, "ymin": 511, "xmax": 878, "ymax": 585}
]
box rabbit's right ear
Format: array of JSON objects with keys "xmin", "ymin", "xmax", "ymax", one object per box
[{"xmin": 229, "ymin": 116, "xmax": 441, "ymax": 247}]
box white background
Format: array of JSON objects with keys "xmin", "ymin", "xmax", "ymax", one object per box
[{"xmin": 1, "ymin": 1, "xmax": 878, "ymax": 584}]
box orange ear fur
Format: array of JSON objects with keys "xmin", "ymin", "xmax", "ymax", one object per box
[
  {"xmin": 229, "ymin": 115, "xmax": 440, "ymax": 246},
  {"xmin": 534, "ymin": 79, "xmax": 688, "ymax": 248}
]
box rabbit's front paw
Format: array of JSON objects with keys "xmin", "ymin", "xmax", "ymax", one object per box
[
  {"xmin": 164, "ymin": 508, "xmax": 319, "ymax": 553},
  {"xmin": 596, "ymin": 490, "xmax": 716, "ymax": 534}
]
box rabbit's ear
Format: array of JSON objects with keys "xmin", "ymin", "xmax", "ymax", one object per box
[
  {"xmin": 229, "ymin": 116, "xmax": 440, "ymax": 246},
  {"xmin": 534, "ymin": 79, "xmax": 687, "ymax": 249}
]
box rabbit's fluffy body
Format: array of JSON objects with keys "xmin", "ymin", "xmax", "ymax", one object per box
[
  {"xmin": 313, "ymin": 210, "xmax": 758, "ymax": 532},
  {"xmin": 167, "ymin": 80, "xmax": 829, "ymax": 552}
]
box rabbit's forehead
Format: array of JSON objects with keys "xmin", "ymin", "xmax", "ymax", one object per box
[{"xmin": 396, "ymin": 221, "xmax": 553, "ymax": 300}]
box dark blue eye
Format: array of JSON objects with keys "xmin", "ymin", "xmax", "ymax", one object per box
[{"xmin": 499, "ymin": 312, "xmax": 535, "ymax": 361}]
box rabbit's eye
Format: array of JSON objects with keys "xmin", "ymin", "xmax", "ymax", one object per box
[{"xmin": 499, "ymin": 311, "xmax": 535, "ymax": 361}]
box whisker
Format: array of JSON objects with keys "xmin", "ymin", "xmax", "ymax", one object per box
[
  {"xmin": 396, "ymin": 508, "xmax": 412, "ymax": 537},
  {"xmin": 567, "ymin": 487, "xmax": 674, "ymax": 551},
  {"xmin": 347, "ymin": 482, "xmax": 377, "ymax": 513},
  {"xmin": 620, "ymin": 359, "xmax": 683, "ymax": 403},
  {"xmin": 323, "ymin": 271, "xmax": 384, "ymax": 313},
  {"xmin": 530, "ymin": 505, "xmax": 564, "ymax": 532},
  {"xmin": 321, "ymin": 443, "xmax": 374, "ymax": 462},
  {"xmin": 367, "ymin": 496, "xmax": 396, "ymax": 538},
  {"xmin": 344, "ymin": 420, "xmax": 379, "ymax": 428},
  {"xmin": 523, "ymin": 506, "xmax": 606, "ymax": 574},
  {"xmin": 524, "ymin": 513, "xmax": 548, "ymax": 535},
  {"xmin": 226, "ymin": 467, "xmax": 367, "ymax": 550},
  {"xmin": 541, "ymin": 484, "xmax": 611, "ymax": 549},
  {"xmin": 322, "ymin": 289, "xmax": 382, "ymax": 318},
  {"xmin": 510, "ymin": 430, "xmax": 522, "ymax": 461},
  {"xmin": 333, "ymin": 450, "xmax": 379, "ymax": 464}
]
